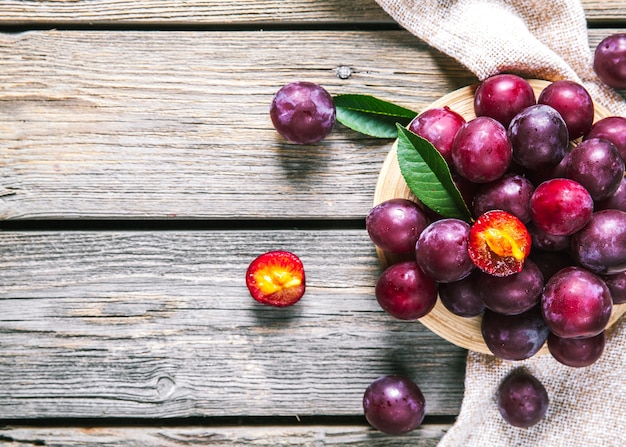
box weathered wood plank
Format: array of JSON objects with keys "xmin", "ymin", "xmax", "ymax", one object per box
[
  {"xmin": 0, "ymin": 0, "xmax": 622, "ymax": 26},
  {"xmin": 3, "ymin": 30, "xmax": 622, "ymax": 221},
  {"xmin": 0, "ymin": 230, "xmax": 466, "ymax": 419},
  {"xmin": 0, "ymin": 423, "xmax": 452, "ymax": 446},
  {"xmin": 0, "ymin": 29, "xmax": 476, "ymax": 221}
]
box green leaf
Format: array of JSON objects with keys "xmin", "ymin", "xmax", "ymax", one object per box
[
  {"xmin": 396, "ymin": 124, "xmax": 472, "ymax": 222},
  {"xmin": 333, "ymin": 94, "xmax": 418, "ymax": 138}
]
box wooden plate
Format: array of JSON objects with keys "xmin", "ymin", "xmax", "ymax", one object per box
[{"xmin": 373, "ymin": 79, "xmax": 626, "ymax": 355}]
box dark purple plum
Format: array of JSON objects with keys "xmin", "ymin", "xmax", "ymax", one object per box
[
  {"xmin": 529, "ymin": 250, "xmax": 576, "ymax": 281},
  {"xmin": 497, "ymin": 370, "xmax": 549, "ymax": 428},
  {"xmin": 270, "ymin": 81, "xmax": 336, "ymax": 144},
  {"xmin": 595, "ymin": 176, "xmax": 626, "ymax": 212},
  {"xmin": 375, "ymin": 261, "xmax": 438, "ymax": 320},
  {"xmin": 438, "ymin": 272, "xmax": 485, "ymax": 317},
  {"xmin": 541, "ymin": 267, "xmax": 613, "ymax": 339},
  {"xmin": 530, "ymin": 178, "xmax": 593, "ymax": 236},
  {"xmin": 603, "ymin": 271, "xmax": 626, "ymax": 304},
  {"xmin": 481, "ymin": 306, "xmax": 550, "ymax": 360},
  {"xmin": 527, "ymin": 222, "xmax": 571, "ymax": 252},
  {"xmin": 472, "ymin": 173, "xmax": 534, "ymax": 223},
  {"xmin": 548, "ymin": 331, "xmax": 606, "ymax": 367},
  {"xmin": 594, "ymin": 33, "xmax": 626, "ymax": 89},
  {"xmin": 366, "ymin": 199, "xmax": 430, "ymax": 254},
  {"xmin": 508, "ymin": 104, "xmax": 569, "ymax": 170},
  {"xmin": 451, "ymin": 116, "xmax": 512, "ymax": 183},
  {"xmin": 538, "ymin": 80, "xmax": 594, "ymax": 139},
  {"xmin": 565, "ymin": 138, "xmax": 624, "ymax": 201},
  {"xmin": 408, "ymin": 106, "xmax": 466, "ymax": 165},
  {"xmin": 415, "ymin": 219, "xmax": 475, "ymax": 283},
  {"xmin": 585, "ymin": 116, "xmax": 626, "ymax": 162},
  {"xmin": 571, "ymin": 209, "xmax": 626, "ymax": 275},
  {"xmin": 363, "ymin": 375, "xmax": 426, "ymax": 435},
  {"xmin": 474, "ymin": 74, "xmax": 536, "ymax": 127},
  {"xmin": 476, "ymin": 259, "xmax": 544, "ymax": 315}
]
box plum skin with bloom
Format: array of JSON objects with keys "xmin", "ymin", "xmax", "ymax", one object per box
[
  {"xmin": 571, "ymin": 209, "xmax": 626, "ymax": 275},
  {"xmin": 270, "ymin": 81, "xmax": 336, "ymax": 144},
  {"xmin": 529, "ymin": 178, "xmax": 594, "ymax": 236},
  {"xmin": 363, "ymin": 375, "xmax": 426, "ymax": 435},
  {"xmin": 408, "ymin": 106, "xmax": 466, "ymax": 165},
  {"xmin": 497, "ymin": 370, "xmax": 549, "ymax": 428},
  {"xmin": 473, "ymin": 73, "xmax": 536, "ymax": 127},
  {"xmin": 585, "ymin": 116, "xmax": 626, "ymax": 162},
  {"xmin": 366, "ymin": 199, "xmax": 430, "ymax": 254},
  {"xmin": 537, "ymin": 80, "xmax": 594, "ymax": 139},
  {"xmin": 541, "ymin": 267, "xmax": 613, "ymax": 339},
  {"xmin": 594, "ymin": 33, "xmax": 626, "ymax": 89},
  {"xmin": 451, "ymin": 116, "xmax": 512, "ymax": 183},
  {"xmin": 564, "ymin": 138, "xmax": 624, "ymax": 201},
  {"xmin": 375, "ymin": 261, "xmax": 438, "ymax": 320},
  {"xmin": 548, "ymin": 331, "xmax": 606, "ymax": 367},
  {"xmin": 415, "ymin": 218, "xmax": 475, "ymax": 283},
  {"xmin": 476, "ymin": 258, "xmax": 544, "ymax": 315}
]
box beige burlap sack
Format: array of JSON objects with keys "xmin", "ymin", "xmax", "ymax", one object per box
[{"xmin": 373, "ymin": 1, "xmax": 626, "ymax": 446}]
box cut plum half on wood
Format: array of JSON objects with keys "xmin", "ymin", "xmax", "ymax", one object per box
[
  {"xmin": 468, "ymin": 210, "xmax": 531, "ymax": 277},
  {"xmin": 246, "ymin": 250, "xmax": 306, "ymax": 307}
]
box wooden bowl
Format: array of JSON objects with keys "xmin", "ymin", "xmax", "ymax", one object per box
[{"xmin": 373, "ymin": 79, "xmax": 626, "ymax": 355}]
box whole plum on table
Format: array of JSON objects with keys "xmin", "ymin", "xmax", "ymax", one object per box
[
  {"xmin": 363, "ymin": 375, "xmax": 426, "ymax": 435},
  {"xmin": 594, "ymin": 33, "xmax": 626, "ymax": 89},
  {"xmin": 270, "ymin": 81, "xmax": 336, "ymax": 144}
]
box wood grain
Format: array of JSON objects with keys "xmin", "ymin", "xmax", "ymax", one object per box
[
  {"xmin": 0, "ymin": 0, "xmax": 623, "ymax": 25},
  {"xmin": 0, "ymin": 29, "xmax": 476, "ymax": 221},
  {"xmin": 0, "ymin": 230, "xmax": 466, "ymax": 419},
  {"xmin": 2, "ymin": 30, "xmax": 624, "ymax": 221},
  {"xmin": 0, "ymin": 424, "xmax": 452, "ymax": 446}
]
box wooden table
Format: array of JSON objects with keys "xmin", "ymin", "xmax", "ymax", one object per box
[{"xmin": 0, "ymin": 2, "xmax": 623, "ymax": 445}]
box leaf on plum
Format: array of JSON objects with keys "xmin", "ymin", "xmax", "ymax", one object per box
[
  {"xmin": 333, "ymin": 94, "xmax": 418, "ymax": 138},
  {"xmin": 396, "ymin": 124, "xmax": 472, "ymax": 222}
]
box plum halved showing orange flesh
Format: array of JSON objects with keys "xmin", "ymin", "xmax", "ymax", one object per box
[
  {"xmin": 468, "ymin": 210, "xmax": 531, "ymax": 277},
  {"xmin": 246, "ymin": 250, "xmax": 306, "ymax": 307}
]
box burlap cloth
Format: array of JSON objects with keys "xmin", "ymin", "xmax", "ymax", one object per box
[{"xmin": 372, "ymin": 1, "xmax": 626, "ymax": 445}]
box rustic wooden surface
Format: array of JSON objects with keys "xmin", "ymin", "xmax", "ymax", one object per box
[{"xmin": 0, "ymin": 1, "xmax": 625, "ymax": 445}]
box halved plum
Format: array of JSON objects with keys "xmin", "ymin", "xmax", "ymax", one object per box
[
  {"xmin": 246, "ymin": 250, "xmax": 306, "ymax": 307},
  {"xmin": 468, "ymin": 210, "xmax": 532, "ymax": 277}
]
